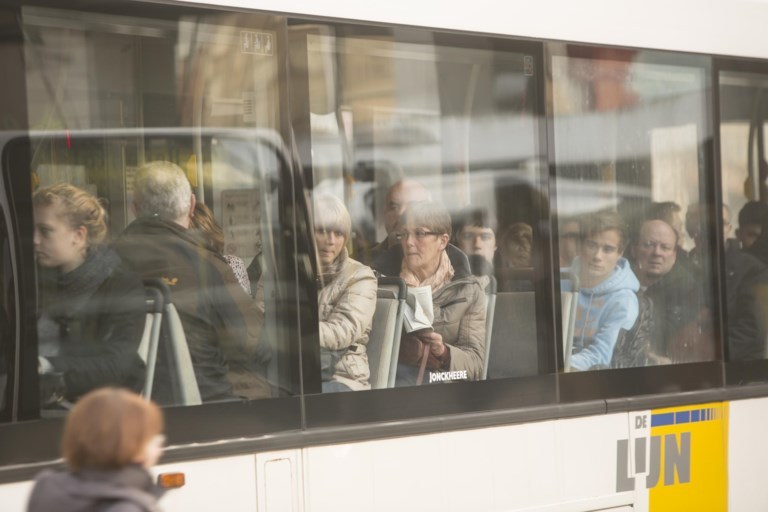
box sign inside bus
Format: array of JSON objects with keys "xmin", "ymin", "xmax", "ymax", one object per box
[{"xmin": 615, "ymin": 403, "xmax": 727, "ymax": 510}]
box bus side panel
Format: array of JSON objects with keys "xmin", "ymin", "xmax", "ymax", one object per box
[
  {"xmin": 728, "ymin": 397, "xmax": 768, "ymax": 512},
  {"xmin": 645, "ymin": 403, "xmax": 727, "ymax": 512},
  {"xmin": 303, "ymin": 414, "xmax": 631, "ymax": 512},
  {"xmin": 153, "ymin": 455, "xmax": 258, "ymax": 511},
  {"xmin": 0, "ymin": 481, "xmax": 33, "ymax": 511}
]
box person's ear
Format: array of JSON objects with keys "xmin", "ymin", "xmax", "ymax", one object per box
[
  {"xmin": 188, "ymin": 194, "xmax": 196, "ymax": 219},
  {"xmin": 73, "ymin": 225, "xmax": 87, "ymax": 246},
  {"xmin": 439, "ymin": 233, "xmax": 449, "ymax": 250}
]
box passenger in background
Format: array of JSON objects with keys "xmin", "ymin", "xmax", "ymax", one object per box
[
  {"xmin": 374, "ymin": 202, "xmax": 486, "ymax": 384},
  {"xmin": 647, "ymin": 201, "xmax": 685, "ymax": 249},
  {"xmin": 453, "ymin": 207, "xmax": 497, "ymax": 285},
  {"xmin": 631, "ymin": 218, "xmax": 712, "ymax": 363},
  {"xmin": 687, "ymin": 204, "xmax": 768, "ymax": 360},
  {"xmin": 191, "ymin": 202, "xmax": 251, "ymax": 296},
  {"xmin": 364, "ymin": 179, "xmax": 431, "ymax": 264},
  {"xmin": 738, "ymin": 201, "xmax": 768, "ymax": 250},
  {"xmin": 568, "ymin": 211, "xmax": 638, "ymax": 371},
  {"xmin": 113, "ymin": 161, "xmax": 270, "ymax": 403},
  {"xmin": 646, "ymin": 201, "xmax": 692, "ymax": 274},
  {"xmin": 33, "ymin": 183, "xmax": 145, "ymax": 404},
  {"xmin": 27, "ymin": 388, "xmax": 167, "ymax": 512},
  {"xmin": 558, "ymin": 216, "xmax": 582, "ymax": 267},
  {"xmin": 313, "ymin": 196, "xmax": 377, "ymax": 392},
  {"xmin": 497, "ymin": 222, "xmax": 534, "ymax": 291}
]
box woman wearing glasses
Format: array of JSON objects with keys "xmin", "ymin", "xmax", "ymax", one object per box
[
  {"xmin": 27, "ymin": 388, "xmax": 167, "ymax": 512},
  {"xmin": 374, "ymin": 202, "xmax": 487, "ymax": 385},
  {"xmin": 314, "ymin": 195, "xmax": 377, "ymax": 392}
]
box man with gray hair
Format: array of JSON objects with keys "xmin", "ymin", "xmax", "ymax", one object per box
[{"xmin": 113, "ymin": 161, "xmax": 270, "ymax": 403}]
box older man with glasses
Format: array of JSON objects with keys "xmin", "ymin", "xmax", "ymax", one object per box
[{"xmin": 631, "ymin": 218, "xmax": 713, "ymax": 364}]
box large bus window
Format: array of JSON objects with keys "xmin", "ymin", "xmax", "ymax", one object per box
[
  {"xmin": 718, "ymin": 67, "xmax": 768, "ymax": 365},
  {"xmin": 551, "ymin": 46, "xmax": 717, "ymax": 371},
  {"xmin": 19, "ymin": 6, "xmax": 299, "ymax": 412},
  {"xmin": 294, "ymin": 25, "xmax": 550, "ymax": 394}
]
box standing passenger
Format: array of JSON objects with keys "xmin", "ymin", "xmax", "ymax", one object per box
[
  {"xmin": 27, "ymin": 388, "xmax": 167, "ymax": 512},
  {"xmin": 34, "ymin": 184, "xmax": 145, "ymax": 403},
  {"xmin": 113, "ymin": 161, "xmax": 270, "ymax": 403},
  {"xmin": 569, "ymin": 211, "xmax": 639, "ymax": 370},
  {"xmin": 364, "ymin": 179, "xmax": 431, "ymax": 264},
  {"xmin": 314, "ymin": 196, "xmax": 377, "ymax": 392}
]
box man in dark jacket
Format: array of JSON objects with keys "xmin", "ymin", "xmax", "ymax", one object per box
[
  {"xmin": 688, "ymin": 204, "xmax": 768, "ymax": 360},
  {"xmin": 113, "ymin": 161, "xmax": 270, "ymax": 403},
  {"xmin": 632, "ymin": 219, "xmax": 713, "ymax": 364}
]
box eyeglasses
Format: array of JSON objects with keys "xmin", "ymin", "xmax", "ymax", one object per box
[
  {"xmin": 460, "ymin": 232, "xmax": 494, "ymax": 242},
  {"xmin": 395, "ymin": 230, "xmax": 443, "ymax": 241}
]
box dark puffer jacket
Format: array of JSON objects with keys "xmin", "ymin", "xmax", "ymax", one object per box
[{"xmin": 37, "ymin": 246, "xmax": 146, "ymax": 400}]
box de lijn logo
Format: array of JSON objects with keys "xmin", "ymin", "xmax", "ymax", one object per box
[{"xmin": 614, "ymin": 408, "xmax": 717, "ymax": 492}]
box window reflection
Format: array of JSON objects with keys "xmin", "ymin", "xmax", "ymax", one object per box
[
  {"xmin": 719, "ymin": 70, "xmax": 768, "ymax": 361},
  {"xmin": 301, "ymin": 27, "xmax": 548, "ymax": 386},
  {"xmin": 552, "ymin": 47, "xmax": 716, "ymax": 370},
  {"xmin": 22, "ymin": 6, "xmax": 294, "ymax": 410}
]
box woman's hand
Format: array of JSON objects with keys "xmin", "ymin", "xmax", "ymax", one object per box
[{"xmin": 416, "ymin": 330, "xmax": 445, "ymax": 357}]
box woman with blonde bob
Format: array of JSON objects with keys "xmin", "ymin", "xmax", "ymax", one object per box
[
  {"xmin": 314, "ymin": 195, "xmax": 377, "ymax": 392},
  {"xmin": 27, "ymin": 388, "xmax": 167, "ymax": 512},
  {"xmin": 33, "ymin": 184, "xmax": 145, "ymax": 403}
]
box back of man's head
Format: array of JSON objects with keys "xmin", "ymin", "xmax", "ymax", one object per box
[
  {"xmin": 739, "ymin": 201, "xmax": 768, "ymax": 229},
  {"xmin": 133, "ymin": 161, "xmax": 192, "ymax": 224}
]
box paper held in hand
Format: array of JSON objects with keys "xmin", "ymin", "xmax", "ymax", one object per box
[{"xmin": 403, "ymin": 286, "xmax": 434, "ymax": 333}]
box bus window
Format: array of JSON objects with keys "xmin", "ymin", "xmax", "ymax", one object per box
[
  {"xmin": 295, "ymin": 25, "xmax": 551, "ymax": 392},
  {"xmin": 718, "ymin": 68, "xmax": 768, "ymax": 364},
  {"xmin": 551, "ymin": 46, "xmax": 717, "ymax": 371},
  {"xmin": 19, "ymin": 6, "xmax": 299, "ymax": 411}
]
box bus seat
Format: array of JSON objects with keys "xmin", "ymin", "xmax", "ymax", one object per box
[
  {"xmin": 560, "ymin": 273, "xmax": 579, "ymax": 372},
  {"xmin": 142, "ymin": 278, "xmax": 202, "ymax": 406},
  {"xmin": 367, "ymin": 277, "xmax": 406, "ymax": 389},
  {"xmin": 138, "ymin": 283, "xmax": 165, "ymax": 399},
  {"xmin": 482, "ymin": 276, "xmax": 497, "ymax": 380},
  {"xmin": 486, "ymin": 291, "xmax": 538, "ymax": 379}
]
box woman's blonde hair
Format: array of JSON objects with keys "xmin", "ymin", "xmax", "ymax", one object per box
[
  {"xmin": 61, "ymin": 388, "xmax": 164, "ymax": 471},
  {"xmin": 33, "ymin": 183, "xmax": 108, "ymax": 247},
  {"xmin": 313, "ymin": 195, "xmax": 351, "ymax": 240}
]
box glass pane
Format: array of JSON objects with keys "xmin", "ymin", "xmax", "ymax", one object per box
[
  {"xmin": 552, "ymin": 47, "xmax": 716, "ymax": 370},
  {"xmin": 21, "ymin": 6, "xmax": 296, "ymax": 410},
  {"xmin": 298, "ymin": 26, "xmax": 548, "ymax": 392},
  {"xmin": 719, "ymin": 69, "xmax": 768, "ymax": 362}
]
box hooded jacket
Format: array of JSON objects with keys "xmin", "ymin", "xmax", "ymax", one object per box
[
  {"xmin": 27, "ymin": 465, "xmax": 164, "ymax": 512},
  {"xmin": 112, "ymin": 217, "xmax": 270, "ymax": 403},
  {"xmin": 569, "ymin": 257, "xmax": 639, "ymax": 370}
]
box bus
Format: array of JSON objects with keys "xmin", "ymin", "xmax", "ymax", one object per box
[{"xmin": 1, "ymin": 0, "xmax": 768, "ymax": 510}]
